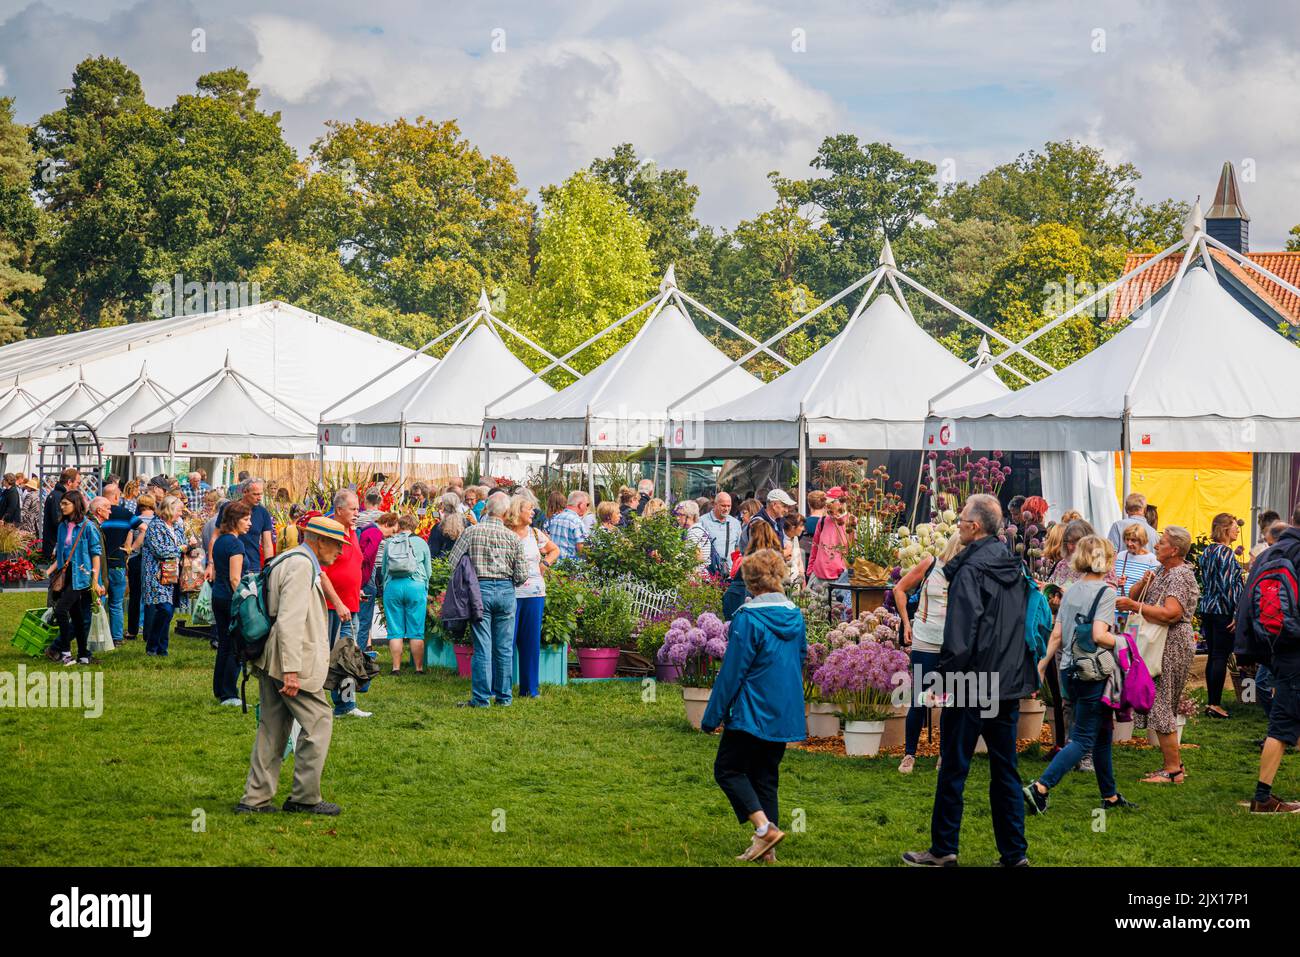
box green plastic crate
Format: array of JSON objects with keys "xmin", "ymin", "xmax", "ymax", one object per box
[{"xmin": 11, "ymin": 608, "xmax": 57, "ymax": 657}]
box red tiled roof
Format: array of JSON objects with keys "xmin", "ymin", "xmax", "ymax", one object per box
[{"xmin": 1108, "ymin": 250, "xmax": 1300, "ymax": 326}]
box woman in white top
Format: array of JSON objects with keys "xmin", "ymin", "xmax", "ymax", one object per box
[
  {"xmin": 506, "ymin": 494, "xmax": 559, "ymax": 698},
  {"xmin": 1114, "ymin": 522, "xmax": 1159, "ymax": 604},
  {"xmin": 892, "ymin": 535, "xmax": 966, "ymax": 774}
]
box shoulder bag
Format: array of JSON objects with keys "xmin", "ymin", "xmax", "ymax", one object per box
[
  {"xmin": 1125, "ymin": 575, "xmax": 1168, "ymax": 678},
  {"xmin": 1071, "ymin": 587, "xmax": 1115, "ymax": 682}
]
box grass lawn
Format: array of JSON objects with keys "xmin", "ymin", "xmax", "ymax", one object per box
[{"xmin": 0, "ymin": 589, "xmax": 1294, "ymax": 866}]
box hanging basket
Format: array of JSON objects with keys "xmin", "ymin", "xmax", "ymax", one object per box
[{"xmin": 850, "ymin": 559, "xmax": 890, "ymax": 587}]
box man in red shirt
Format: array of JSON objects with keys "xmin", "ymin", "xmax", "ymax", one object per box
[{"xmin": 320, "ymin": 490, "xmax": 370, "ymax": 718}]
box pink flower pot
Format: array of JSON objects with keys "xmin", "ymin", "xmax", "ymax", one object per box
[
  {"xmin": 577, "ymin": 647, "xmax": 621, "ymax": 679},
  {"xmin": 453, "ymin": 644, "xmax": 473, "ymax": 678}
]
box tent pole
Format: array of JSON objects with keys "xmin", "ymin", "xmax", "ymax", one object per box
[
  {"xmin": 1121, "ymin": 411, "xmax": 1133, "ymax": 501},
  {"xmin": 908, "ymin": 451, "xmax": 927, "ymax": 530},
  {"xmin": 544, "ymin": 448, "xmax": 551, "ymax": 493},
  {"xmin": 665, "ymin": 443, "xmax": 672, "ymax": 505},
  {"xmin": 797, "ymin": 412, "xmax": 807, "ymax": 514},
  {"xmin": 397, "ymin": 416, "xmax": 407, "ymax": 489},
  {"xmin": 318, "ymin": 440, "xmax": 325, "ymax": 485},
  {"xmin": 484, "ymin": 444, "xmax": 492, "ymax": 484},
  {"xmin": 652, "ymin": 441, "xmax": 661, "ymax": 499}
]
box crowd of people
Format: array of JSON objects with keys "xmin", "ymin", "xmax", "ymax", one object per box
[{"xmin": 17, "ymin": 464, "xmax": 1298, "ymax": 846}]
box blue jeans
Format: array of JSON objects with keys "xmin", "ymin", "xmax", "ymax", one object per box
[
  {"xmin": 356, "ymin": 584, "xmax": 376, "ymax": 656},
  {"xmin": 102, "ymin": 565, "xmax": 126, "ymax": 643},
  {"xmin": 1039, "ymin": 677, "xmax": 1115, "ymax": 796},
  {"xmin": 328, "ymin": 610, "xmax": 366, "ymax": 715},
  {"xmin": 930, "ymin": 702, "xmax": 1027, "ymax": 864},
  {"xmin": 144, "ymin": 601, "xmax": 174, "ymax": 656},
  {"xmin": 904, "ymin": 649, "xmax": 942, "ymax": 755},
  {"xmin": 471, "ymin": 579, "xmax": 518, "ymax": 707},
  {"xmin": 514, "ymin": 596, "xmax": 544, "ymax": 697}
]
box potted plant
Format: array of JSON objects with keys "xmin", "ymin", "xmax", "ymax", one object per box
[
  {"xmin": 532, "ymin": 566, "xmax": 583, "ymax": 686},
  {"xmin": 574, "ymin": 585, "xmax": 635, "ymax": 678},
  {"xmin": 423, "ymin": 558, "xmax": 458, "ymax": 671},
  {"xmin": 0, "ymin": 523, "xmax": 32, "ymax": 564},
  {"xmin": 813, "ymin": 639, "xmax": 911, "ymax": 756},
  {"xmin": 802, "ymin": 641, "xmax": 840, "ymax": 736},
  {"xmin": 1017, "ymin": 696, "xmax": 1047, "ymax": 741},
  {"xmin": 657, "ymin": 612, "xmax": 728, "ymax": 728}
]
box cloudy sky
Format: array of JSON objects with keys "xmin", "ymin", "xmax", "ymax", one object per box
[{"xmin": 1, "ymin": 0, "xmax": 1297, "ymax": 246}]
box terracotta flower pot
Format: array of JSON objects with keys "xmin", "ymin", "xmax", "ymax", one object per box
[
  {"xmin": 682, "ymin": 685, "xmax": 711, "ymax": 730},
  {"xmin": 1017, "ymin": 698, "xmax": 1046, "ymax": 741},
  {"xmin": 577, "ymin": 647, "xmax": 620, "ymax": 679},
  {"xmin": 880, "ymin": 706, "xmax": 908, "ymax": 750},
  {"xmin": 807, "ymin": 701, "xmax": 841, "ymax": 738}
]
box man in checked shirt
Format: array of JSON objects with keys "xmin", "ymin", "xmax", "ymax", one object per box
[{"xmin": 447, "ymin": 492, "xmax": 529, "ymax": 707}]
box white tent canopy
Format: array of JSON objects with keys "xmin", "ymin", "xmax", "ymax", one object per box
[
  {"xmin": 130, "ymin": 357, "xmax": 315, "ymax": 457},
  {"xmin": 676, "ymin": 292, "xmax": 1009, "ymax": 457},
  {"xmin": 0, "ymin": 368, "xmax": 112, "ymax": 456},
  {"xmin": 926, "ymin": 262, "xmax": 1300, "ymax": 454},
  {"xmin": 320, "ymin": 292, "xmax": 558, "ymax": 452},
  {"xmin": 0, "ymin": 300, "xmax": 440, "ymax": 471},
  {"xmin": 93, "ymin": 364, "xmax": 182, "ymax": 456},
  {"xmin": 486, "ymin": 271, "xmax": 765, "ymax": 453}
]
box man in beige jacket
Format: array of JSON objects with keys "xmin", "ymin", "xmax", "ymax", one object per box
[{"xmin": 236, "ymin": 517, "xmax": 348, "ymax": 815}]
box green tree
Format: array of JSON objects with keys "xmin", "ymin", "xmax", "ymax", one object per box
[
  {"xmin": 589, "ymin": 143, "xmax": 700, "ymax": 274},
  {"xmin": 506, "ymin": 171, "xmax": 654, "ymax": 374},
  {"xmin": 300, "ymin": 116, "xmax": 533, "ymax": 322},
  {"xmin": 973, "ymin": 222, "xmax": 1124, "ymax": 380},
  {"xmin": 941, "ymin": 139, "xmax": 1186, "ymax": 253},
  {"xmin": 29, "ymin": 57, "xmax": 165, "ymax": 333},
  {"xmin": 1287, "ymin": 224, "xmax": 1300, "ymax": 252},
  {"xmin": 800, "ymin": 135, "xmax": 938, "ymax": 289},
  {"xmin": 0, "ymin": 97, "xmax": 43, "ymax": 342}
]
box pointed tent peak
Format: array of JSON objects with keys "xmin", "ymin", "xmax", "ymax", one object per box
[
  {"xmin": 879, "ymin": 237, "xmax": 896, "ymax": 269},
  {"xmin": 1183, "ymin": 198, "xmax": 1205, "ymax": 240},
  {"xmin": 138, "ymin": 361, "xmax": 149, "ymax": 381},
  {"xmin": 659, "ymin": 264, "xmax": 678, "ymax": 292},
  {"xmin": 1207, "ymin": 161, "xmax": 1250, "ymax": 222},
  {"xmin": 975, "ymin": 335, "xmax": 993, "ymax": 366},
  {"xmin": 223, "ymin": 351, "xmax": 233, "ymax": 371},
  {"xmin": 477, "ymin": 288, "xmax": 492, "ymax": 313}
]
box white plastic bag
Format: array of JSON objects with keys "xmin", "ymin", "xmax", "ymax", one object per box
[
  {"xmin": 371, "ymin": 602, "xmax": 388, "ymax": 642},
  {"xmin": 88, "ymin": 600, "xmax": 115, "ymax": 653},
  {"xmin": 191, "ymin": 581, "xmax": 214, "ymax": 626}
]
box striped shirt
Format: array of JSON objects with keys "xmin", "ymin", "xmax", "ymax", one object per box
[{"xmin": 446, "ymin": 516, "xmax": 528, "ymax": 584}]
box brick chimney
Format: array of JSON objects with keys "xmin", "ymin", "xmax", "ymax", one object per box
[{"xmin": 1205, "ymin": 161, "xmax": 1250, "ymax": 253}]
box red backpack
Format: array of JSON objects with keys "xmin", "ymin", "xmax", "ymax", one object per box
[{"xmin": 1247, "ymin": 550, "xmax": 1300, "ymax": 656}]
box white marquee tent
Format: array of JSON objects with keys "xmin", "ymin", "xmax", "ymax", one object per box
[
  {"xmin": 486, "ymin": 270, "xmax": 773, "ymax": 491},
  {"xmin": 319, "ymin": 292, "xmax": 562, "ymax": 478},
  {"xmin": 0, "ymin": 300, "xmax": 439, "ymax": 473},
  {"xmin": 92, "ymin": 364, "xmax": 182, "ymax": 456},
  {"xmin": 130, "ymin": 357, "xmax": 316, "ymax": 460},
  {"xmin": 666, "ymin": 241, "xmax": 1046, "ymax": 509},
  {"xmin": 0, "ymin": 368, "xmax": 113, "ymax": 459},
  {"xmin": 924, "ymin": 212, "xmax": 1300, "ymax": 522}
]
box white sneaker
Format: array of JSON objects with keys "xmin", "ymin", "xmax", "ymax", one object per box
[
  {"xmin": 76, "ymin": 657, "xmax": 92, "ymax": 665},
  {"xmin": 341, "ymin": 708, "xmax": 373, "ymax": 718},
  {"xmin": 219, "ymin": 698, "xmax": 242, "ymax": 706},
  {"xmin": 60, "ymin": 653, "xmax": 75, "ymax": 666}
]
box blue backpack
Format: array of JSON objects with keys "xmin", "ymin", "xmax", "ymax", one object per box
[{"xmin": 1022, "ymin": 571, "xmax": 1052, "ymax": 676}]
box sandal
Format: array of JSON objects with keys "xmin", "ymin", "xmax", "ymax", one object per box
[
  {"xmin": 1204, "ymin": 706, "xmax": 1230, "ymax": 719},
  {"xmin": 1140, "ymin": 768, "xmax": 1185, "ymax": 784}
]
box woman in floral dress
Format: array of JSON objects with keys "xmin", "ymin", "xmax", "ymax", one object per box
[
  {"xmin": 1117, "ymin": 525, "xmax": 1200, "ymax": 784},
  {"xmin": 142, "ymin": 495, "xmax": 185, "ymax": 657}
]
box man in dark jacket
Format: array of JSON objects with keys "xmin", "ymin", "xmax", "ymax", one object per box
[
  {"xmin": 0, "ymin": 473, "xmax": 20, "ymax": 525},
  {"xmin": 904, "ymin": 493, "xmax": 1035, "ymax": 867},
  {"xmin": 1236, "ymin": 523, "xmax": 1300, "ymax": 812},
  {"xmin": 41, "ymin": 467, "xmax": 81, "ymax": 563}
]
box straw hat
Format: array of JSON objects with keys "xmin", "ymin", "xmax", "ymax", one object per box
[
  {"xmin": 304, "ymin": 516, "xmax": 348, "ymax": 543},
  {"xmin": 23, "ymin": 477, "xmax": 39, "ymax": 491}
]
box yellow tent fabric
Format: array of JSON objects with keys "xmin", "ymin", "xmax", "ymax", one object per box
[{"xmin": 1113, "ymin": 452, "xmax": 1253, "ymax": 549}]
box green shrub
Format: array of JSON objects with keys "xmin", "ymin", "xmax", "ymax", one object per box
[
  {"xmin": 575, "ymin": 585, "xmax": 637, "ymax": 649},
  {"xmin": 577, "ymin": 514, "xmax": 699, "ymax": 592}
]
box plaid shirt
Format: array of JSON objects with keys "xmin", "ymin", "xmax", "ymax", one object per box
[
  {"xmin": 547, "ymin": 508, "xmax": 588, "ymax": 560},
  {"xmin": 447, "ymin": 516, "xmax": 528, "ymax": 584},
  {"xmin": 183, "ymin": 482, "xmax": 208, "ymax": 514}
]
